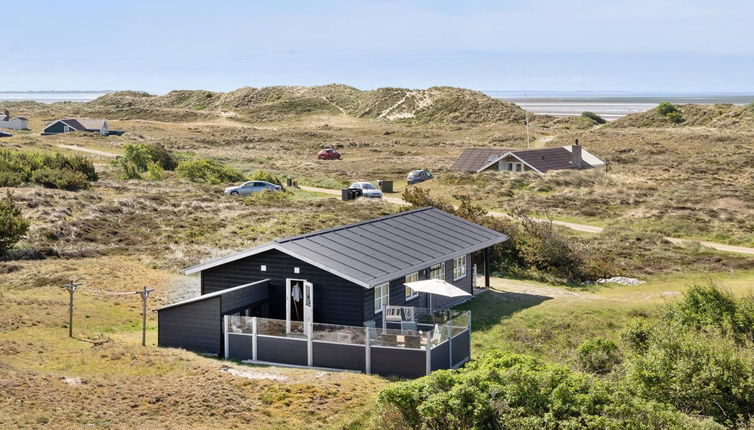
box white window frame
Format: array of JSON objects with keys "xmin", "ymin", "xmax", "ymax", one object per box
[
  {"xmin": 453, "ymin": 255, "xmax": 467, "ymax": 281},
  {"xmin": 374, "ymin": 282, "xmax": 389, "ymax": 314},
  {"xmin": 405, "ymin": 272, "xmax": 419, "ymax": 301},
  {"xmin": 429, "ymin": 262, "xmax": 445, "ymax": 281}
]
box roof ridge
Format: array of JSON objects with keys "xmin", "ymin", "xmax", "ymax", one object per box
[{"xmin": 275, "ymin": 206, "xmax": 435, "ymax": 243}]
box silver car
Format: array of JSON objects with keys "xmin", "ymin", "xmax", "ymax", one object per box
[
  {"xmin": 349, "ymin": 182, "xmax": 383, "ymax": 198},
  {"xmin": 224, "ymin": 181, "xmax": 282, "ymax": 196}
]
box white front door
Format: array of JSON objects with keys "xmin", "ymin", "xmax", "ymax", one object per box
[{"xmin": 303, "ymin": 281, "xmax": 314, "ymax": 336}]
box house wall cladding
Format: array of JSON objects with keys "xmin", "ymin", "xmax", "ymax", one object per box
[
  {"xmin": 220, "ymin": 281, "xmax": 269, "ymax": 313},
  {"xmin": 201, "ymin": 249, "xmax": 365, "ymax": 326},
  {"xmin": 158, "ymin": 296, "xmax": 222, "ymax": 354}
]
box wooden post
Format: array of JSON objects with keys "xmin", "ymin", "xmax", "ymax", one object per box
[
  {"xmin": 138, "ymin": 286, "xmax": 155, "ymax": 346},
  {"xmin": 483, "ymin": 247, "xmax": 491, "ymax": 287},
  {"xmin": 60, "ymin": 281, "xmax": 82, "ymax": 338}
]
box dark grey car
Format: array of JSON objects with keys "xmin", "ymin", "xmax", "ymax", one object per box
[{"xmin": 407, "ymin": 169, "xmax": 434, "ymax": 185}]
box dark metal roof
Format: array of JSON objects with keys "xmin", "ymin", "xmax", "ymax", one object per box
[{"xmin": 183, "ymin": 207, "xmax": 509, "ymax": 288}]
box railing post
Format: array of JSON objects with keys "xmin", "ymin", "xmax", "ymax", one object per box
[
  {"xmin": 382, "ymin": 304, "xmax": 386, "ymax": 331},
  {"xmin": 223, "ymin": 315, "xmax": 229, "ymax": 359},
  {"xmin": 365, "ymin": 327, "xmax": 371, "ymax": 375},
  {"xmin": 447, "ymin": 320, "xmax": 453, "ymax": 369},
  {"xmin": 307, "ymin": 322, "xmax": 313, "ymax": 367},
  {"xmin": 252, "ymin": 316, "xmax": 258, "ymax": 362},
  {"xmin": 425, "ymin": 331, "xmax": 432, "ymax": 375}
]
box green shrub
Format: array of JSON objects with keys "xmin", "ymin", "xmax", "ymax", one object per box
[
  {"xmin": 657, "ymin": 102, "xmax": 679, "ymax": 116},
  {"xmin": 0, "ymin": 171, "xmax": 25, "ymax": 187},
  {"xmin": 176, "ymin": 159, "xmax": 246, "ymax": 184},
  {"xmin": 0, "ymin": 149, "xmax": 97, "ymax": 189},
  {"xmin": 117, "ymin": 143, "xmax": 176, "ymax": 179},
  {"xmin": 0, "ymin": 191, "xmax": 30, "ymax": 257},
  {"xmin": 145, "ymin": 162, "xmax": 164, "ymax": 180},
  {"xmin": 746, "ymin": 102, "xmax": 754, "ymax": 114},
  {"xmin": 377, "ymin": 350, "xmax": 720, "ymax": 429},
  {"xmin": 30, "ymin": 168, "xmax": 90, "ymax": 191},
  {"xmin": 625, "ymin": 323, "xmax": 754, "ymax": 425},
  {"xmin": 577, "ymin": 337, "xmax": 622, "ymax": 374},
  {"xmin": 581, "ymin": 111, "xmax": 607, "ymax": 124},
  {"xmin": 666, "ymin": 284, "xmax": 754, "ymax": 343},
  {"xmin": 667, "ymin": 112, "xmax": 685, "ymax": 124},
  {"xmin": 622, "ymin": 285, "xmax": 754, "ymax": 425}
]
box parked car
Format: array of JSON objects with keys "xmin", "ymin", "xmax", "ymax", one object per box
[
  {"xmin": 348, "ymin": 182, "xmax": 383, "ymax": 198},
  {"xmin": 318, "ymin": 148, "xmax": 341, "ymax": 160},
  {"xmin": 224, "ymin": 181, "xmax": 282, "ymax": 196},
  {"xmin": 407, "ymin": 169, "xmax": 434, "ymax": 185}
]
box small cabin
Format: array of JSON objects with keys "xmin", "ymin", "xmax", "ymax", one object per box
[
  {"xmin": 451, "ymin": 144, "xmax": 605, "ymax": 175},
  {"xmin": 42, "ymin": 118, "xmax": 109, "ymax": 135},
  {"xmin": 158, "ymin": 207, "xmax": 508, "ymax": 377},
  {"xmin": 0, "ymin": 114, "xmax": 29, "ymax": 130}
]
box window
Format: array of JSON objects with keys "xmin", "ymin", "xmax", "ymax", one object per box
[
  {"xmin": 429, "ymin": 263, "xmax": 445, "ymax": 280},
  {"xmin": 260, "ymin": 265, "xmax": 267, "ymax": 272},
  {"xmin": 453, "ymin": 255, "xmax": 467, "ymax": 280},
  {"xmin": 374, "ymin": 283, "xmax": 389, "ymax": 313},
  {"xmin": 405, "ymin": 272, "xmax": 419, "ymax": 301}
]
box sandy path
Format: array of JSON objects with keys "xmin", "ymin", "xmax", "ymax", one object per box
[
  {"xmin": 298, "ymin": 185, "xmax": 754, "ymax": 256},
  {"xmin": 56, "ymin": 144, "xmax": 119, "ymax": 158}
]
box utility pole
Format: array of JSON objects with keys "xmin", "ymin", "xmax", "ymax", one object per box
[
  {"xmin": 60, "ymin": 280, "xmax": 82, "ymax": 338},
  {"xmin": 138, "ymin": 286, "xmax": 155, "ymax": 346},
  {"xmin": 524, "ymin": 93, "xmax": 531, "ymax": 149}
]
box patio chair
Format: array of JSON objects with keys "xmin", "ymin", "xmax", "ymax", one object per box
[{"xmin": 385, "ymin": 307, "xmax": 403, "ymax": 323}]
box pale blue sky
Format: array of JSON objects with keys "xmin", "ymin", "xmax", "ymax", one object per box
[{"xmin": 2, "ymin": 0, "xmax": 753, "ymax": 92}]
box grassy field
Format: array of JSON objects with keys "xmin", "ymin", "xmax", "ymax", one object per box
[{"xmin": 1, "ymin": 92, "xmax": 754, "ymax": 428}]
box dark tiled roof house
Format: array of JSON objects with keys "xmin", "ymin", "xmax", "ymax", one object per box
[{"xmin": 451, "ymin": 144, "xmax": 605, "ymax": 174}]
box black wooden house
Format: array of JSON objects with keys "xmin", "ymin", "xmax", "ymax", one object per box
[{"xmin": 158, "ymin": 207, "xmax": 508, "ymax": 357}]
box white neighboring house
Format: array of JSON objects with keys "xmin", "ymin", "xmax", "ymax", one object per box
[
  {"xmin": 42, "ymin": 118, "xmax": 109, "ymax": 135},
  {"xmin": 0, "ymin": 115, "xmax": 29, "ymax": 130}
]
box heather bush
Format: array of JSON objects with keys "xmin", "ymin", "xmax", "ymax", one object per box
[
  {"xmin": 176, "ymin": 158, "xmax": 246, "ymax": 184},
  {"xmin": 378, "ymin": 350, "xmax": 720, "ymax": 429},
  {"xmin": 577, "ymin": 337, "xmax": 622, "ymax": 375},
  {"xmin": 581, "ymin": 111, "xmax": 607, "ymax": 124},
  {"xmin": 0, "ymin": 149, "xmax": 98, "ymax": 189},
  {"xmin": 0, "ymin": 191, "xmax": 29, "ymax": 257}
]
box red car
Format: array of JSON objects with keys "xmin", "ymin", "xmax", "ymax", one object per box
[{"xmin": 317, "ymin": 148, "xmax": 341, "ymax": 160}]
